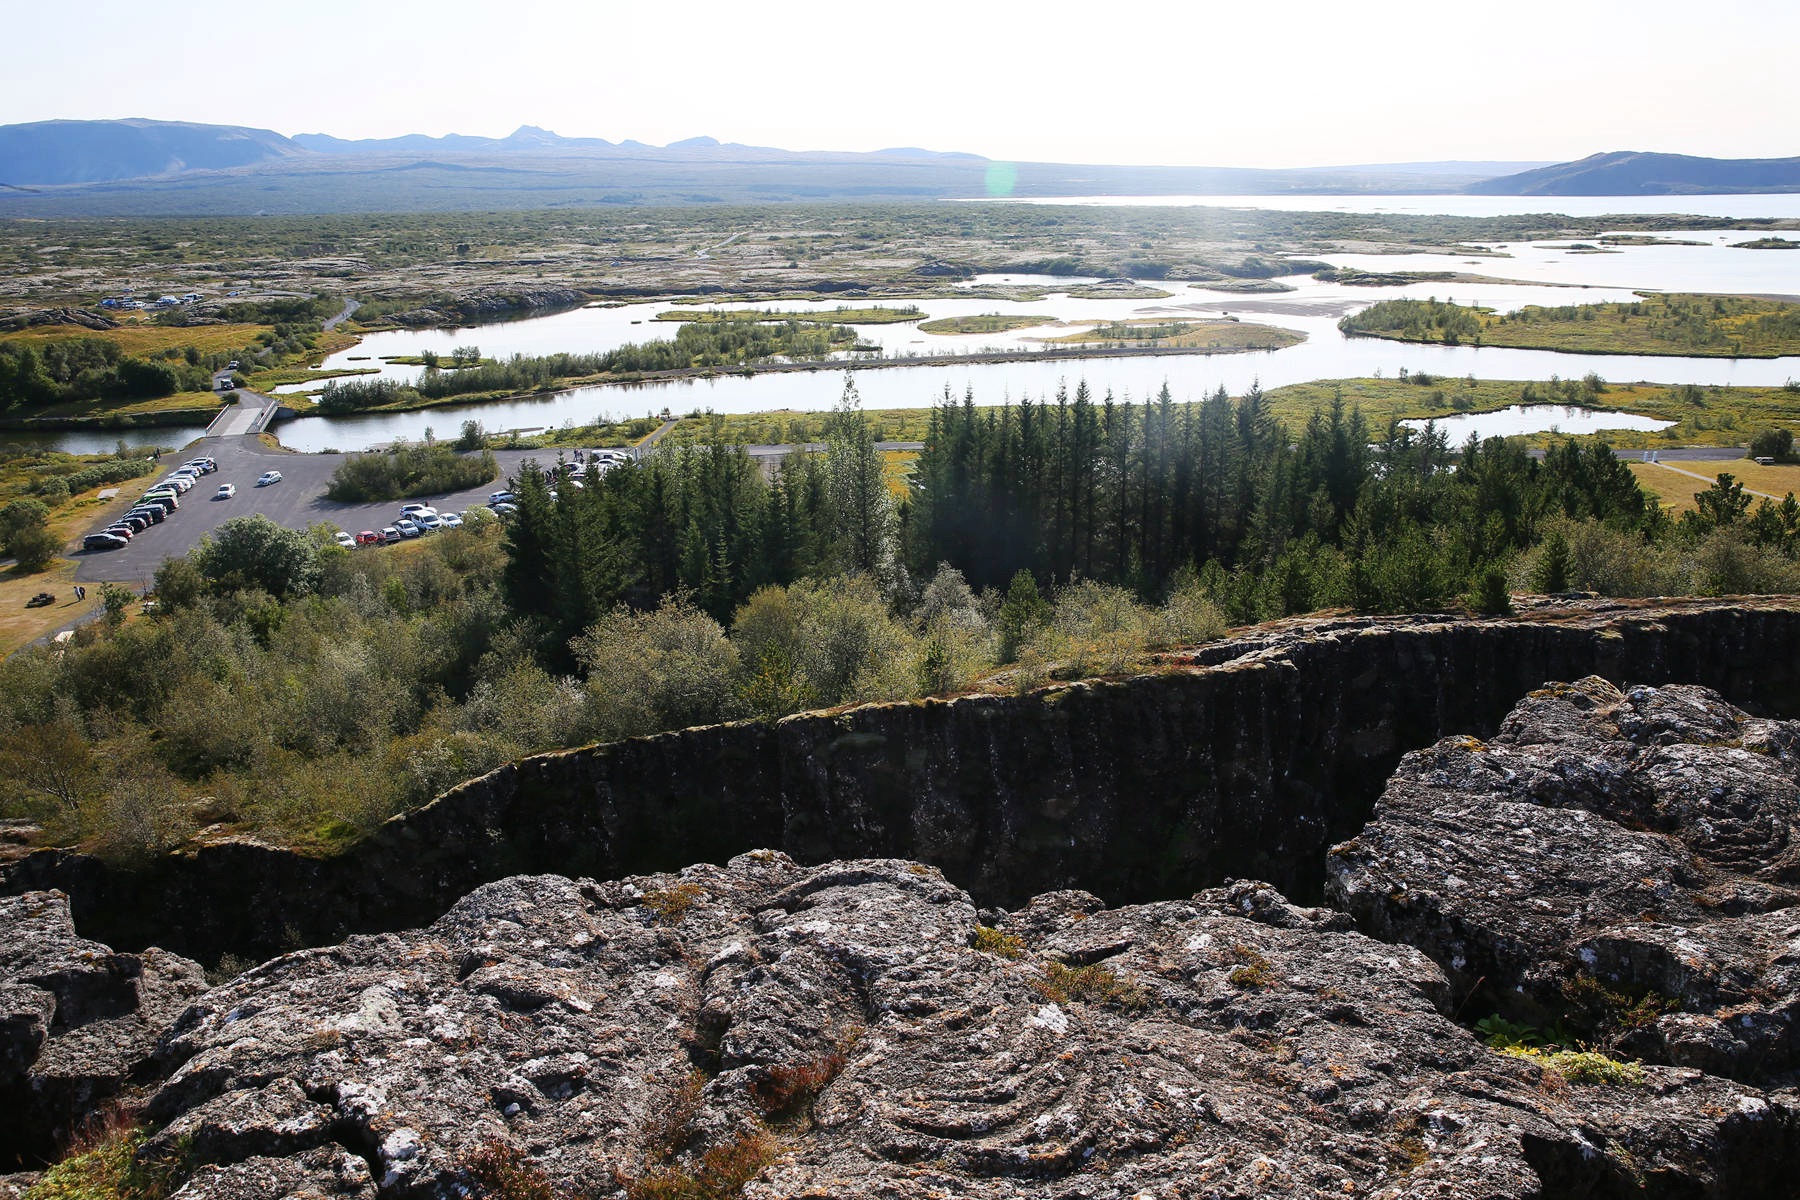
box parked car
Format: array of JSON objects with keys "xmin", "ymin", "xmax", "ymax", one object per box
[
  {"xmin": 160, "ymin": 476, "xmax": 194, "ymax": 493},
  {"xmin": 255, "ymin": 471, "xmax": 282, "ymax": 487},
  {"xmin": 214, "ymin": 483, "xmax": 236, "ymax": 499},
  {"xmin": 440, "ymin": 512, "xmax": 463, "ymax": 528},
  {"xmin": 102, "ymin": 525, "xmax": 135, "ymax": 540},
  {"xmin": 182, "ymin": 457, "xmax": 217, "ymax": 474},
  {"xmin": 114, "ymin": 514, "xmax": 150, "ymax": 533},
  {"xmin": 418, "ymin": 513, "xmax": 443, "ymax": 532},
  {"xmin": 126, "ymin": 505, "xmax": 167, "ymax": 524},
  {"xmin": 395, "ymin": 518, "xmax": 421, "ymax": 538},
  {"xmin": 490, "ymin": 502, "xmax": 519, "ymax": 517},
  {"xmin": 488, "ymin": 491, "xmax": 515, "ymax": 505},
  {"xmin": 399, "ymin": 503, "xmax": 434, "ymax": 519},
  {"xmin": 355, "ymin": 530, "xmax": 382, "ymax": 546},
  {"xmin": 381, "ymin": 526, "xmax": 402, "ymax": 544},
  {"xmin": 83, "ymin": 532, "xmax": 127, "ymax": 551},
  {"xmin": 333, "ymin": 531, "xmax": 356, "ymax": 549},
  {"xmin": 140, "ymin": 491, "xmax": 179, "ymax": 509}
]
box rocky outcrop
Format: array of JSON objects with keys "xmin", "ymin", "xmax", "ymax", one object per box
[
  {"xmin": 1328, "ymin": 676, "xmax": 1800, "ymax": 1087},
  {"xmin": 388, "ymin": 287, "xmax": 583, "ymax": 327},
  {"xmin": 0, "ymin": 891, "xmax": 206, "ymax": 1166},
  {"xmin": 7, "ymin": 599, "xmax": 1800, "ymax": 968},
  {"xmin": 120, "ymin": 856, "xmax": 1800, "ymax": 1198},
  {"xmin": 0, "ymin": 307, "xmax": 118, "ymax": 333}
]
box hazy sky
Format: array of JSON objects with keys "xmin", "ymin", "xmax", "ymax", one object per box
[{"xmin": 6, "ymin": 0, "xmax": 1795, "ymax": 167}]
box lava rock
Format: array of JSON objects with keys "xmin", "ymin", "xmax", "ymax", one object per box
[
  {"xmin": 0, "ymin": 891, "xmax": 206, "ymax": 1164},
  {"xmin": 1328, "ymin": 676, "xmax": 1800, "ymax": 1085},
  {"xmin": 137, "ymin": 856, "xmax": 1799, "ymax": 1199}
]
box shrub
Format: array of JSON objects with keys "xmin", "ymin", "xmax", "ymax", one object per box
[
  {"xmin": 326, "ymin": 443, "xmax": 498, "ymax": 502},
  {"xmin": 1035, "ymin": 960, "xmax": 1151, "ymax": 1010},
  {"xmin": 574, "ymin": 595, "xmax": 742, "ymax": 740},
  {"xmin": 750, "ymin": 1049, "xmax": 848, "ymax": 1122},
  {"xmin": 972, "ymin": 926, "xmax": 1024, "ymax": 959},
  {"xmin": 1028, "ymin": 580, "xmax": 1151, "ymax": 677},
  {"xmin": 459, "ymin": 1141, "xmax": 554, "ymax": 1200}
]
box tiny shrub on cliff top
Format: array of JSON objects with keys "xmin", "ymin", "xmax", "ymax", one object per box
[
  {"xmin": 1226, "ymin": 944, "xmax": 1278, "ymax": 990},
  {"xmin": 750, "ymin": 1048, "xmax": 849, "ymax": 1123},
  {"xmin": 25, "ymin": 1111, "xmax": 191, "ymax": 1200},
  {"xmin": 460, "ymin": 1141, "xmax": 555, "ymax": 1200},
  {"xmin": 642, "ymin": 882, "xmax": 708, "ymax": 925},
  {"xmin": 1499, "ymin": 1045, "xmax": 1646, "ymax": 1086},
  {"xmin": 1035, "ymin": 960, "xmax": 1151, "ymax": 1010},
  {"xmin": 972, "ymin": 925, "xmax": 1025, "ymax": 959}
]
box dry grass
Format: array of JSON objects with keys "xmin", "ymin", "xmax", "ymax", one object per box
[
  {"xmin": 1630, "ymin": 460, "xmax": 1800, "ymax": 513},
  {"xmin": 0, "ymin": 321, "xmax": 269, "ymax": 356}
]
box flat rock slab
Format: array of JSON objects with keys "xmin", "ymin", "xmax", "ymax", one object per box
[
  {"xmin": 139, "ymin": 855, "xmax": 1798, "ymax": 1199},
  {"xmin": 1329, "ymin": 676, "xmax": 1800, "ymax": 1086}
]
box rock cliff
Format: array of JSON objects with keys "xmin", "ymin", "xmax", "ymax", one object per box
[
  {"xmin": 7, "ymin": 599, "xmax": 1799, "ymax": 968},
  {"xmin": 1329, "ymin": 675, "xmax": 1800, "ymax": 1087},
  {"xmin": 6, "ymin": 670, "xmax": 1800, "ymax": 1195},
  {"xmin": 9, "ymin": 855, "xmax": 1800, "ymax": 1197}
]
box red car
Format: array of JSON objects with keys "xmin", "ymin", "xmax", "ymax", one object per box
[{"xmin": 355, "ymin": 530, "xmax": 382, "ymax": 546}]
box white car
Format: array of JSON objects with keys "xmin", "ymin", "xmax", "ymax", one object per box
[
  {"xmin": 400, "ymin": 504, "xmax": 438, "ymax": 521},
  {"xmin": 333, "ymin": 530, "xmax": 356, "ymax": 548},
  {"xmin": 255, "ymin": 471, "xmax": 282, "ymax": 487},
  {"xmin": 418, "ymin": 513, "xmax": 444, "ymax": 532},
  {"xmin": 161, "ymin": 475, "xmax": 194, "ymax": 493},
  {"xmin": 440, "ymin": 512, "xmax": 463, "ymax": 528},
  {"xmin": 395, "ymin": 518, "xmax": 421, "ymax": 538},
  {"xmin": 214, "ymin": 483, "xmax": 236, "ymax": 499}
]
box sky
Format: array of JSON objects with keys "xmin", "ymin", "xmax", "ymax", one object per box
[{"xmin": 5, "ymin": 0, "xmax": 1796, "ymax": 168}]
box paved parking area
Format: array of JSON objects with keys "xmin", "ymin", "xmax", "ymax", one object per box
[{"xmin": 74, "ymin": 435, "xmax": 563, "ymax": 583}]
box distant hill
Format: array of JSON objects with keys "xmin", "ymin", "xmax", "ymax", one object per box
[
  {"xmin": 26, "ymin": 117, "xmax": 1795, "ymax": 216},
  {"xmin": 1470, "ymin": 151, "xmax": 1800, "ymax": 195},
  {"xmin": 0, "ymin": 118, "xmax": 306, "ymax": 186}
]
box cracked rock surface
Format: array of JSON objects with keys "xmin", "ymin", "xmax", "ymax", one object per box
[
  {"xmin": 127, "ymin": 855, "xmax": 1799, "ymax": 1199},
  {"xmin": 1328, "ymin": 675, "xmax": 1800, "ymax": 1086}
]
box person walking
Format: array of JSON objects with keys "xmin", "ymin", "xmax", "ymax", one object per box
[{"xmin": 74, "ymin": 584, "xmax": 86, "ymax": 601}]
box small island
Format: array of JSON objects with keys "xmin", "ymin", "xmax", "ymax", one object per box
[{"xmin": 1339, "ymin": 293, "xmax": 1800, "ymax": 358}]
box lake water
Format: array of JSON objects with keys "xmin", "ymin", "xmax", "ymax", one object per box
[
  {"xmin": 1402, "ymin": 405, "xmax": 1674, "ymax": 441},
  {"xmin": 19, "ymin": 199, "xmax": 1800, "ymax": 454}
]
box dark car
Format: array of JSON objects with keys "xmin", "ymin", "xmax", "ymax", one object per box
[
  {"xmin": 114, "ymin": 514, "xmax": 150, "ymax": 533},
  {"xmin": 83, "ymin": 532, "xmax": 127, "ymax": 551}
]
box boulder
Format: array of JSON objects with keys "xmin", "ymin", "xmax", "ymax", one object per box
[
  {"xmin": 1328, "ymin": 676, "xmax": 1800, "ymax": 1085},
  {"xmin": 137, "ymin": 856, "xmax": 1798, "ymax": 1199},
  {"xmin": 0, "ymin": 891, "xmax": 207, "ymax": 1164}
]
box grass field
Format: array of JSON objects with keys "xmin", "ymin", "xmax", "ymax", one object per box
[
  {"xmin": 1629, "ymin": 460, "xmax": 1800, "ymax": 513},
  {"xmin": 0, "ymin": 320, "xmax": 269, "ymax": 356}
]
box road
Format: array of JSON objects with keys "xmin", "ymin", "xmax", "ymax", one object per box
[{"xmin": 323, "ymin": 298, "xmax": 361, "ymax": 331}]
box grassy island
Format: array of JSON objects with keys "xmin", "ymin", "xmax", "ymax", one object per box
[
  {"xmin": 1339, "ymin": 294, "xmax": 1800, "ymax": 358},
  {"xmin": 917, "ymin": 313, "xmax": 1056, "ymax": 335}
]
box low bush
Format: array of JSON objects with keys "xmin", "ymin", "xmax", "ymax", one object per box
[{"xmin": 326, "ymin": 443, "xmax": 498, "ymax": 502}]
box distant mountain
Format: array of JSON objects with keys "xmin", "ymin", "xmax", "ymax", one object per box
[
  {"xmin": 0, "ymin": 118, "xmax": 305, "ymax": 185},
  {"xmin": 1470, "ymin": 151, "xmax": 1800, "ymax": 195},
  {"xmin": 10, "ymin": 117, "xmax": 1789, "ymax": 216}
]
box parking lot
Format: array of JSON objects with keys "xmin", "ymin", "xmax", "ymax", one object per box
[{"xmin": 74, "ymin": 436, "xmax": 564, "ymax": 583}]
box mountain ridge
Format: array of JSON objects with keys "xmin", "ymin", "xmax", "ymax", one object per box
[{"xmin": 1472, "ymin": 150, "xmax": 1800, "ymax": 195}]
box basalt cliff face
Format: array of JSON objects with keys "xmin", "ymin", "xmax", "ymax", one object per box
[
  {"xmin": 6, "ymin": 599, "xmax": 1799, "ymax": 967},
  {"xmin": 5, "ymin": 642, "xmax": 1800, "ymax": 1194}
]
